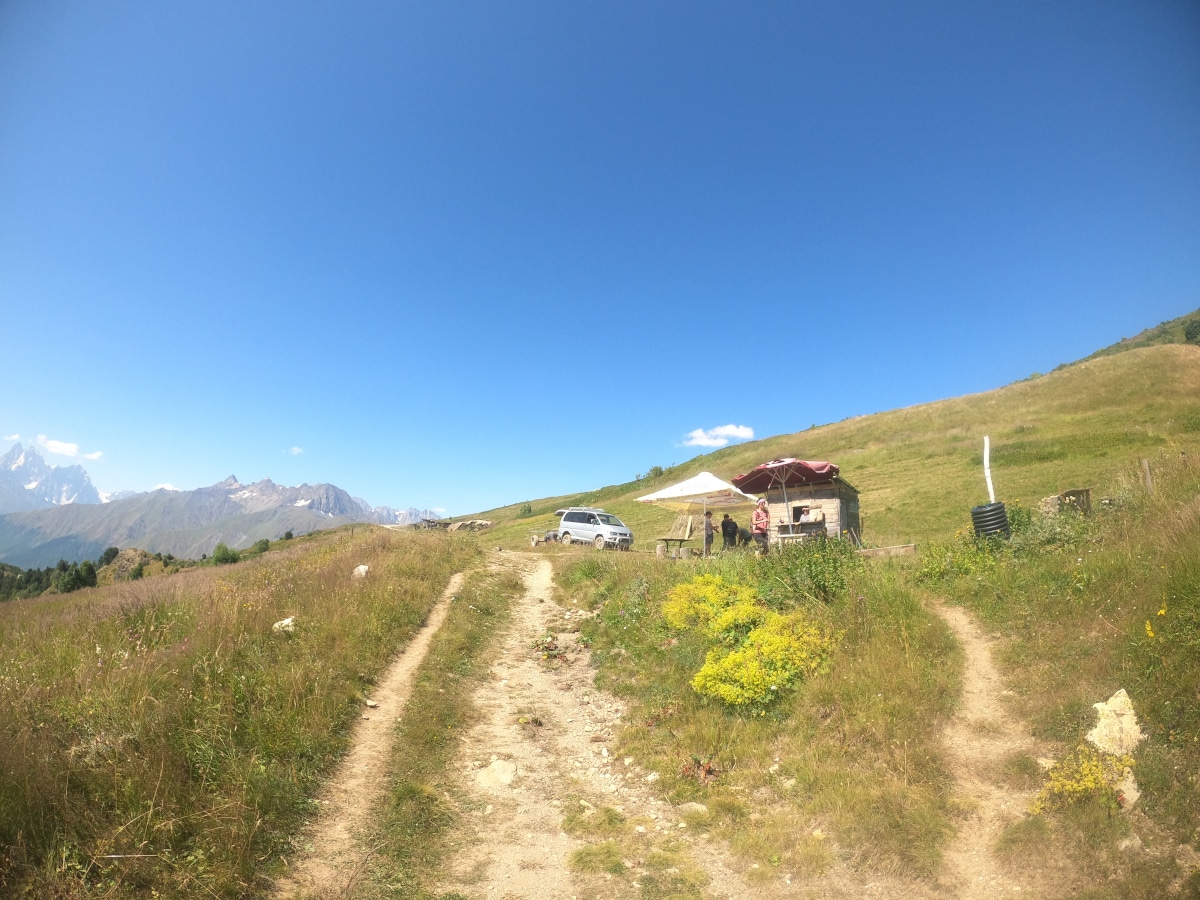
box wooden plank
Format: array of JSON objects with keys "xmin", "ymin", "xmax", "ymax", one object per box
[{"xmin": 856, "ymin": 544, "xmax": 917, "ymax": 559}]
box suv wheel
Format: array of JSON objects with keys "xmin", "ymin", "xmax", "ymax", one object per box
[
  {"xmin": 560, "ymin": 532, "xmax": 571, "ymax": 545},
  {"xmin": 593, "ymin": 534, "xmax": 606, "ymax": 550}
]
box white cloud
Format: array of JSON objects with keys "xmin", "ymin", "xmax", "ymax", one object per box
[
  {"xmin": 38, "ymin": 434, "xmax": 80, "ymax": 457},
  {"xmin": 288, "ymin": 446, "xmax": 304, "ymax": 455},
  {"xmin": 83, "ymin": 451, "xmax": 103, "ymax": 460},
  {"xmin": 3, "ymin": 434, "xmax": 19, "ymax": 442},
  {"xmin": 681, "ymin": 424, "xmax": 755, "ymax": 448},
  {"xmin": 431, "ymin": 507, "xmax": 447, "ymax": 514}
]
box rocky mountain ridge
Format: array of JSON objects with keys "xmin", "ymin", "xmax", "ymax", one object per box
[
  {"xmin": 0, "ymin": 447, "xmax": 442, "ymax": 567},
  {"xmin": 0, "ymin": 443, "xmax": 102, "ymax": 512}
]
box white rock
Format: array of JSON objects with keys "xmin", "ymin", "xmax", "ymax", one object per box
[
  {"xmin": 272, "ymin": 616, "xmax": 295, "ymax": 634},
  {"xmin": 1086, "ymin": 689, "xmax": 1145, "ymax": 755},
  {"xmin": 477, "ymin": 759, "xmax": 517, "ymax": 788},
  {"xmin": 352, "ymin": 564, "xmax": 369, "ymax": 579}
]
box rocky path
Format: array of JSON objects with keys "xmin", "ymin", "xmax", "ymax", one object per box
[
  {"xmin": 275, "ymin": 572, "xmax": 466, "ymax": 899},
  {"xmin": 932, "ymin": 602, "xmax": 1048, "ymax": 899},
  {"xmin": 436, "ymin": 551, "xmax": 764, "ymax": 900}
]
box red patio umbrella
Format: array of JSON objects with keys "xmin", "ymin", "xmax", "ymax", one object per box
[{"xmin": 730, "ymin": 458, "xmax": 839, "ymax": 494}]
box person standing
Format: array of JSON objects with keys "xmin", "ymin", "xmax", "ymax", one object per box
[
  {"xmin": 702, "ymin": 510, "xmax": 717, "ymax": 557},
  {"xmin": 720, "ymin": 513, "xmax": 739, "ymax": 550},
  {"xmin": 751, "ymin": 498, "xmax": 771, "ymax": 554}
]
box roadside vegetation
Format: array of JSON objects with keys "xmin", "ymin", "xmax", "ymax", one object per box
[
  {"xmin": 353, "ymin": 567, "xmax": 521, "ymax": 899},
  {"xmin": 557, "ymin": 539, "xmax": 960, "ymax": 879},
  {"xmin": 558, "ymin": 448, "xmax": 1199, "ymax": 894},
  {"xmin": 0, "ymin": 528, "xmax": 479, "ymax": 898},
  {"xmin": 918, "ymin": 450, "xmax": 1200, "ymax": 895}
]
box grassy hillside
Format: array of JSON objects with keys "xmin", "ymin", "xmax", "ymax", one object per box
[
  {"xmin": 0, "ymin": 528, "xmax": 481, "ymax": 897},
  {"xmin": 1079, "ymin": 306, "xmax": 1200, "ymax": 363},
  {"xmin": 474, "ymin": 341, "xmax": 1200, "ymax": 549}
]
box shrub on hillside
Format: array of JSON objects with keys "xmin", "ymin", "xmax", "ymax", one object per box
[
  {"xmin": 99, "ymin": 546, "xmax": 120, "ymax": 567},
  {"xmin": 252, "ymin": 539, "xmax": 270, "ymax": 554},
  {"xmin": 1185, "ymin": 318, "xmax": 1200, "ymax": 344},
  {"xmin": 212, "ymin": 543, "xmax": 239, "ymax": 565}
]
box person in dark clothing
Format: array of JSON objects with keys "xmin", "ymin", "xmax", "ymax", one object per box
[{"xmin": 720, "ymin": 513, "xmax": 739, "ymax": 549}]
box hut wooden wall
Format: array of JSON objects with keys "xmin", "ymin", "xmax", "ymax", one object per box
[{"xmin": 763, "ymin": 479, "xmax": 861, "ymax": 543}]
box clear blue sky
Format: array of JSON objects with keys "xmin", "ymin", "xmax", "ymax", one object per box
[{"xmin": 2, "ymin": 1, "xmax": 1198, "ymax": 515}]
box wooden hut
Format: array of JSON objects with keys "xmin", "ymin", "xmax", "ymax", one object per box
[{"xmin": 731, "ymin": 458, "xmax": 862, "ymax": 545}]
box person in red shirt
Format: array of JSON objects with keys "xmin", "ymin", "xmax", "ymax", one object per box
[{"xmin": 751, "ymin": 498, "xmax": 771, "ymax": 555}]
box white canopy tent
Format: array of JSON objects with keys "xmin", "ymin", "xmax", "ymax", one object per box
[
  {"xmin": 636, "ymin": 471, "xmax": 758, "ymax": 511},
  {"xmin": 636, "ymin": 472, "xmax": 758, "ymax": 555}
]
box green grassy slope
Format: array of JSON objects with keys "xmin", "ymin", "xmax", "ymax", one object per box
[
  {"xmin": 1078, "ymin": 306, "xmax": 1200, "ymax": 363},
  {"xmin": 474, "ymin": 340, "xmax": 1200, "ymax": 549}
]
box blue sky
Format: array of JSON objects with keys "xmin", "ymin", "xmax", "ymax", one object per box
[{"xmin": 2, "ymin": 1, "xmax": 1198, "ymax": 515}]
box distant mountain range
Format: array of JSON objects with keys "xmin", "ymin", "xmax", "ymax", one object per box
[
  {"xmin": 0, "ymin": 444, "xmax": 440, "ymax": 567},
  {"xmin": 0, "ymin": 443, "xmax": 101, "ymax": 510}
]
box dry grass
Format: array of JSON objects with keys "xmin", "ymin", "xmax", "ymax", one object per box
[{"xmin": 0, "ymin": 528, "xmax": 480, "ymax": 898}]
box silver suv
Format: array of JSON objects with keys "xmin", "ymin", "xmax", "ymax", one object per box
[{"xmin": 556, "ymin": 507, "xmax": 634, "ymax": 550}]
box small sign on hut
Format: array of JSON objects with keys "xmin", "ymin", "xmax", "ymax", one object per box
[{"xmin": 732, "ymin": 458, "xmax": 861, "ymax": 545}]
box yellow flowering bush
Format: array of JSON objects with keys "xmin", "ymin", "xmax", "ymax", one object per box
[
  {"xmin": 691, "ymin": 611, "xmax": 839, "ymax": 706},
  {"xmin": 663, "ymin": 575, "xmax": 839, "ymax": 706},
  {"xmin": 1029, "ymin": 744, "xmax": 1134, "ymax": 814},
  {"xmin": 662, "ymin": 574, "xmax": 759, "ymax": 634}
]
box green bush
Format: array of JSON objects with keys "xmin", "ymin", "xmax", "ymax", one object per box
[
  {"xmin": 212, "ymin": 543, "xmax": 239, "ymax": 565},
  {"xmin": 252, "ymin": 539, "xmax": 270, "ymax": 554},
  {"xmin": 99, "ymin": 547, "xmax": 120, "ymax": 567},
  {"xmin": 1185, "ymin": 318, "xmax": 1200, "ymax": 344}
]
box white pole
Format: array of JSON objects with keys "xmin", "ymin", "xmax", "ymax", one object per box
[{"xmin": 983, "ymin": 435, "xmax": 996, "ymax": 504}]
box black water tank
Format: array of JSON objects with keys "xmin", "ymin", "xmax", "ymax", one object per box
[{"xmin": 971, "ymin": 501, "xmax": 1010, "ymax": 538}]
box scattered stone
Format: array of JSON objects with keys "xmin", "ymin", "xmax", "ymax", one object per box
[
  {"xmin": 677, "ymin": 802, "xmax": 708, "ymax": 816},
  {"xmin": 1117, "ymin": 835, "xmax": 1143, "ymax": 853},
  {"xmin": 352, "ymin": 565, "xmax": 369, "ymax": 579},
  {"xmin": 477, "ymin": 759, "xmax": 517, "ymax": 788},
  {"xmin": 364, "ymin": 699, "xmax": 378, "ymax": 708},
  {"xmin": 1086, "ymin": 689, "xmax": 1145, "ymax": 755},
  {"xmin": 272, "ymin": 616, "xmax": 295, "ymax": 634}
]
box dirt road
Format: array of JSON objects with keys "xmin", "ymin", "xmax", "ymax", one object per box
[{"xmin": 278, "ymin": 553, "xmax": 1056, "ymax": 898}]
